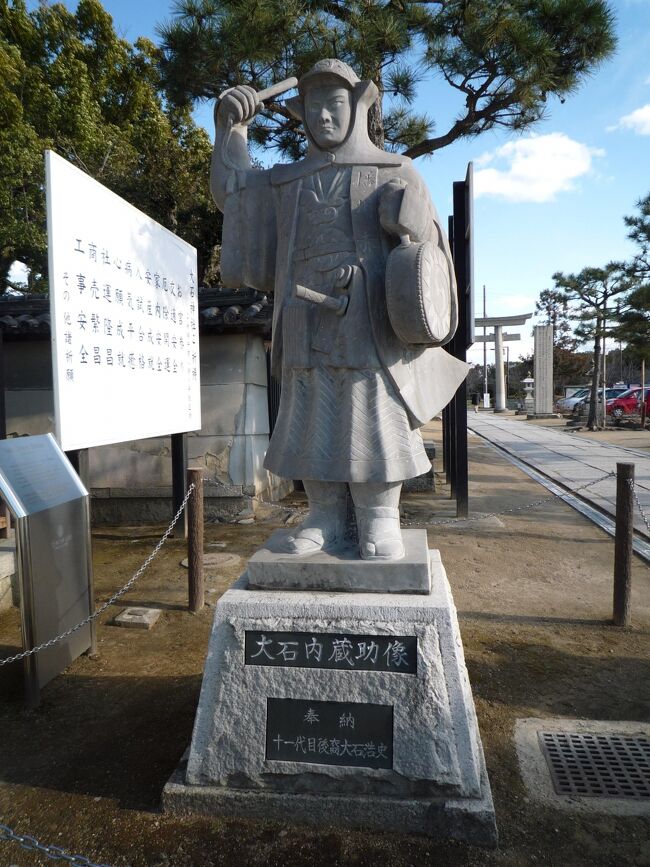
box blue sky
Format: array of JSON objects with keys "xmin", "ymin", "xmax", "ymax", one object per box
[{"xmin": 26, "ymin": 0, "xmax": 650, "ymax": 363}]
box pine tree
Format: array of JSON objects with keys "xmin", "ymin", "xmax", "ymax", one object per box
[
  {"xmin": 0, "ymin": 0, "xmax": 221, "ymax": 292},
  {"xmin": 158, "ymin": 0, "xmax": 616, "ymax": 157},
  {"xmin": 553, "ymin": 265, "xmax": 627, "ymax": 429},
  {"xmin": 613, "ymin": 194, "xmax": 650, "ymax": 362}
]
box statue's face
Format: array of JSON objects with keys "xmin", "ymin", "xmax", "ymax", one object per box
[{"xmin": 304, "ymin": 85, "xmax": 352, "ymax": 149}]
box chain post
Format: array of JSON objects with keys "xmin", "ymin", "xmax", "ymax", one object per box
[
  {"xmin": 188, "ymin": 468, "xmax": 204, "ymax": 613},
  {"xmin": 613, "ymin": 463, "xmax": 634, "ymax": 627}
]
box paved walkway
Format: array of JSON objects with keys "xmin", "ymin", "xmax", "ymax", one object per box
[{"xmin": 467, "ymin": 413, "xmax": 650, "ymax": 539}]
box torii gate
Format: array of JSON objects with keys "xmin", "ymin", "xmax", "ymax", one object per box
[{"xmin": 474, "ymin": 313, "xmax": 533, "ymax": 412}]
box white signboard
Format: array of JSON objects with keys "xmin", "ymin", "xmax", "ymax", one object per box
[{"xmin": 46, "ymin": 150, "xmax": 201, "ymax": 450}]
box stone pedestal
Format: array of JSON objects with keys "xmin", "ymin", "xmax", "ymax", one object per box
[
  {"xmin": 163, "ymin": 541, "xmax": 497, "ymax": 845},
  {"xmin": 247, "ymin": 529, "xmax": 431, "ymax": 594}
]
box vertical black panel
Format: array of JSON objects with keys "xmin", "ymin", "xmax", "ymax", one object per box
[
  {"xmin": 266, "ymin": 346, "xmax": 281, "ymax": 436},
  {"xmin": 0, "ymin": 332, "xmax": 8, "ymax": 537},
  {"xmin": 447, "ymin": 165, "xmax": 474, "ymax": 518},
  {"xmin": 442, "ymin": 402, "xmax": 450, "ymax": 480},
  {"xmin": 0, "ymin": 330, "xmax": 5, "ymax": 440}
]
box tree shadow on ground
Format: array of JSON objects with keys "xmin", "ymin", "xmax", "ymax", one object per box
[
  {"xmin": 0, "ymin": 672, "xmax": 203, "ymax": 810},
  {"xmin": 0, "ymin": 641, "xmax": 24, "ymax": 701},
  {"xmin": 466, "ymin": 639, "xmax": 650, "ymax": 722}
]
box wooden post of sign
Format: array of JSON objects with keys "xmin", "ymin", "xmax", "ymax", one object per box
[
  {"xmin": 187, "ymin": 468, "xmax": 204, "ymax": 613},
  {"xmin": 613, "ymin": 462, "xmax": 634, "ymax": 627}
]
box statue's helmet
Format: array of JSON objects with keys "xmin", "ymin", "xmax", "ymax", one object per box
[
  {"xmin": 298, "ymin": 59, "xmax": 361, "ymax": 95},
  {"xmin": 286, "ymin": 59, "xmax": 379, "ymax": 150}
]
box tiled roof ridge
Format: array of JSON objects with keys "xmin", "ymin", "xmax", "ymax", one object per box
[{"xmin": 0, "ymin": 287, "xmax": 273, "ymax": 337}]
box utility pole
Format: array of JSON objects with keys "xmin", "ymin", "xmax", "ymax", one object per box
[
  {"xmin": 482, "ymin": 284, "xmax": 487, "ymax": 406},
  {"xmin": 602, "ymin": 305, "xmax": 607, "ymax": 428}
]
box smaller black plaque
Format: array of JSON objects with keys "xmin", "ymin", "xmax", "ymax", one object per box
[
  {"xmin": 266, "ymin": 698, "xmax": 393, "ymax": 769},
  {"xmin": 245, "ymin": 631, "xmax": 417, "ymax": 673}
]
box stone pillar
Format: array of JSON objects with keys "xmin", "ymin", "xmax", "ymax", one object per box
[
  {"xmin": 494, "ymin": 325, "xmax": 506, "ymax": 412},
  {"xmin": 532, "ymin": 325, "xmax": 555, "ymax": 417}
]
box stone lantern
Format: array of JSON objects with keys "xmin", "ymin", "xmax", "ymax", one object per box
[{"xmin": 522, "ymin": 374, "xmax": 534, "ymax": 413}]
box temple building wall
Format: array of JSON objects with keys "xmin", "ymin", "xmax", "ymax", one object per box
[{"xmin": 1, "ymin": 297, "xmax": 290, "ymax": 524}]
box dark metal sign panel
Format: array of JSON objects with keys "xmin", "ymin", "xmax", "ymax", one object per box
[
  {"xmin": 245, "ymin": 631, "xmax": 417, "ymax": 673},
  {"xmin": 266, "ymin": 698, "xmax": 393, "ymax": 769}
]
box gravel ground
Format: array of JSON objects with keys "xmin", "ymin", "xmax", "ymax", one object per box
[{"xmin": 1, "ymin": 419, "xmax": 649, "ymax": 866}]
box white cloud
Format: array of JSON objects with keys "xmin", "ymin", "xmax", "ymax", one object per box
[
  {"xmin": 7, "ymin": 260, "xmax": 29, "ymax": 286},
  {"xmin": 615, "ymin": 103, "xmax": 650, "ymax": 135},
  {"xmin": 473, "ymin": 133, "xmax": 603, "ymax": 203}
]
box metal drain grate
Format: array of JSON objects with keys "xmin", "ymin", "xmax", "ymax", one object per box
[{"xmin": 539, "ymin": 731, "xmax": 650, "ymax": 798}]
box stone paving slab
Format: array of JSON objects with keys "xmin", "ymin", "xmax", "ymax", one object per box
[{"xmin": 468, "ymin": 414, "xmax": 650, "ymax": 537}]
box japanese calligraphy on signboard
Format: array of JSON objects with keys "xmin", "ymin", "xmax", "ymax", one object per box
[
  {"xmin": 266, "ymin": 698, "xmax": 393, "ymax": 769},
  {"xmin": 245, "ymin": 631, "xmax": 417, "ymax": 673},
  {"xmin": 45, "ymin": 150, "xmax": 201, "ymax": 450}
]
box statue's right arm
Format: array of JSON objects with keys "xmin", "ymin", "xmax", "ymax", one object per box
[{"xmin": 211, "ymin": 85, "xmax": 260, "ymax": 212}]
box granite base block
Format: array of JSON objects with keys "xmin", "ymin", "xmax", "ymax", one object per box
[
  {"xmin": 163, "ymin": 551, "xmax": 497, "ymax": 844},
  {"xmin": 163, "ymin": 748, "xmax": 497, "ymax": 846},
  {"xmin": 246, "ymin": 528, "xmax": 431, "ymax": 594}
]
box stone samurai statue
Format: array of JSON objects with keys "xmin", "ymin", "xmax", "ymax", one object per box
[{"xmin": 212, "ymin": 59, "xmax": 468, "ymax": 562}]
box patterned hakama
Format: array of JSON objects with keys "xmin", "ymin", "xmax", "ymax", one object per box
[{"xmin": 264, "ymin": 365, "xmax": 430, "ymax": 483}]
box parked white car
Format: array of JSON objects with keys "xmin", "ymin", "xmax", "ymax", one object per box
[{"xmin": 556, "ymin": 388, "xmax": 591, "ymax": 413}]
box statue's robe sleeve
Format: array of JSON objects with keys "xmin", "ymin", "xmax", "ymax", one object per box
[
  {"xmin": 359, "ymin": 163, "xmax": 469, "ymax": 427},
  {"xmin": 219, "ymin": 170, "xmax": 277, "ymax": 293}
]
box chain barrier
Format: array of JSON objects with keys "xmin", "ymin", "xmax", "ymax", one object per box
[
  {"xmin": 0, "ymin": 483, "xmax": 195, "ymax": 668},
  {"xmin": 204, "ymin": 470, "xmax": 616, "ymax": 529},
  {"xmin": 0, "ymin": 487, "xmax": 195, "ymax": 863},
  {"xmin": 0, "ymin": 823, "xmax": 111, "ymax": 866},
  {"xmin": 631, "ymin": 479, "xmax": 650, "ymax": 535},
  {"xmin": 401, "ymin": 470, "xmax": 616, "ymax": 528},
  {"xmin": 0, "ymin": 469, "xmax": 640, "ymax": 864}
]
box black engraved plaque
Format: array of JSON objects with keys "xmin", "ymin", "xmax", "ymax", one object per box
[
  {"xmin": 245, "ymin": 631, "xmax": 417, "ymax": 674},
  {"xmin": 266, "ymin": 698, "xmax": 393, "ymax": 769}
]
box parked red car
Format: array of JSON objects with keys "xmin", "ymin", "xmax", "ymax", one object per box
[{"xmin": 607, "ymin": 386, "xmax": 650, "ymax": 421}]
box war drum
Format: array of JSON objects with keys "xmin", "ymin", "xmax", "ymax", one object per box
[{"xmin": 385, "ymin": 234, "xmax": 455, "ymax": 346}]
